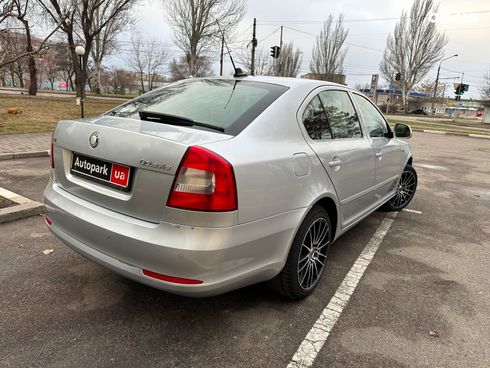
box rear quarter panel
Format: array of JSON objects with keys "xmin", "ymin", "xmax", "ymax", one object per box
[{"xmin": 202, "ymin": 85, "xmax": 340, "ymax": 225}]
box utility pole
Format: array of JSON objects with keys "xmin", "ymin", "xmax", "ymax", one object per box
[
  {"xmin": 431, "ymin": 64, "xmax": 442, "ymax": 115},
  {"xmin": 220, "ymin": 34, "xmax": 224, "ymax": 76},
  {"xmin": 251, "ymin": 18, "xmax": 257, "ymax": 76},
  {"xmin": 280, "ymin": 25, "xmax": 283, "ymax": 49},
  {"xmin": 431, "ymin": 54, "xmax": 457, "ymax": 115},
  {"xmin": 276, "ymin": 25, "xmax": 283, "ymax": 76}
]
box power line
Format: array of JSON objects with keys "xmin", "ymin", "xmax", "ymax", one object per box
[
  {"xmin": 259, "ymin": 27, "xmax": 281, "ymax": 44},
  {"xmin": 283, "ymin": 26, "xmax": 384, "ymax": 52},
  {"xmin": 257, "ymin": 9, "xmax": 490, "ymax": 24}
]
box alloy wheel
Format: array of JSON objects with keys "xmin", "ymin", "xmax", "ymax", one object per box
[
  {"xmin": 297, "ymin": 217, "xmax": 330, "ymax": 290},
  {"xmin": 389, "ymin": 169, "xmax": 417, "ymax": 209}
]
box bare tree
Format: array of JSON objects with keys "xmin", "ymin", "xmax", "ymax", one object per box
[
  {"xmin": 126, "ymin": 34, "xmax": 146, "ymax": 92},
  {"xmin": 238, "ymin": 46, "xmax": 271, "ymax": 76},
  {"xmin": 0, "ymin": 29, "xmax": 28, "ymax": 87},
  {"xmin": 0, "ymin": 9, "xmax": 61, "ymax": 72},
  {"xmin": 126, "ymin": 34, "xmax": 168, "ymax": 93},
  {"xmin": 53, "ymin": 42, "xmax": 75, "ymax": 91},
  {"xmin": 165, "ymin": 0, "xmax": 246, "ymax": 76},
  {"xmin": 354, "ymin": 82, "xmax": 371, "ymax": 91},
  {"xmin": 0, "ymin": 0, "xmax": 13, "ymax": 23},
  {"xmin": 38, "ymin": 0, "xmax": 136, "ymax": 97},
  {"xmin": 380, "ymin": 0, "xmax": 448, "ymax": 112},
  {"xmin": 168, "ymin": 54, "xmax": 212, "ymax": 81},
  {"xmin": 310, "ymin": 14, "xmax": 348, "ymax": 76},
  {"xmin": 270, "ymin": 42, "xmax": 302, "ymax": 78},
  {"xmin": 481, "ymin": 71, "xmax": 490, "ymax": 101},
  {"xmin": 90, "ymin": 5, "xmax": 132, "ymax": 94},
  {"xmin": 414, "ymin": 79, "xmax": 444, "ymax": 96},
  {"xmin": 109, "ymin": 66, "xmax": 135, "ymax": 94}
]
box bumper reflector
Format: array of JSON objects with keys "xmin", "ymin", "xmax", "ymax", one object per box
[
  {"xmin": 142, "ymin": 269, "xmax": 203, "ymax": 285},
  {"xmin": 45, "ymin": 216, "xmax": 52, "ymax": 226}
]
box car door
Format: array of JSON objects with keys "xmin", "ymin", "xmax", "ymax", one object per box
[
  {"xmin": 352, "ymin": 93, "xmax": 404, "ymax": 203},
  {"xmin": 299, "ymin": 88, "xmax": 376, "ymax": 228}
]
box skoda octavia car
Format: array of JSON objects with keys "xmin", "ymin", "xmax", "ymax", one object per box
[{"xmin": 44, "ymin": 76, "xmax": 417, "ymax": 299}]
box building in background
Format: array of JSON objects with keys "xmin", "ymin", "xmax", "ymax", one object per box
[{"xmin": 358, "ymin": 88, "xmax": 486, "ymax": 118}]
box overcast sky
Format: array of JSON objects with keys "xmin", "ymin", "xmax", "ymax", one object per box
[{"xmin": 113, "ymin": 0, "xmax": 490, "ymax": 98}]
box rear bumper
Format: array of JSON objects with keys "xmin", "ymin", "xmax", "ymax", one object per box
[{"xmin": 44, "ymin": 181, "xmax": 305, "ymax": 297}]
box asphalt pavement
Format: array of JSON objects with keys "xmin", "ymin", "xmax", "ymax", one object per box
[{"xmin": 0, "ymin": 132, "xmax": 489, "ymax": 367}]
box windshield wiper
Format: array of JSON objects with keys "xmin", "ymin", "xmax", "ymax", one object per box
[{"xmin": 139, "ymin": 111, "xmax": 225, "ymax": 132}]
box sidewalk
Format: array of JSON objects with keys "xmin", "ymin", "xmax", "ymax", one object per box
[{"xmin": 0, "ymin": 133, "xmax": 51, "ymax": 160}]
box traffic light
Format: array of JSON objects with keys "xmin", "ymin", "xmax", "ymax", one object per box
[
  {"xmin": 270, "ymin": 46, "xmax": 280, "ymax": 59},
  {"xmin": 454, "ymin": 83, "xmax": 469, "ymax": 96},
  {"xmin": 395, "ymin": 72, "xmax": 401, "ymax": 81},
  {"xmin": 455, "ymin": 83, "xmax": 462, "ymax": 95}
]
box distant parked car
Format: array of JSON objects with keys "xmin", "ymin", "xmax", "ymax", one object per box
[
  {"xmin": 411, "ymin": 109, "xmax": 428, "ymax": 115},
  {"xmin": 44, "ymin": 76, "xmax": 417, "ymax": 299}
]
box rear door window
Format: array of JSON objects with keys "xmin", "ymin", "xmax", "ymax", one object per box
[
  {"xmin": 319, "ymin": 90, "xmax": 362, "ymax": 139},
  {"xmin": 302, "ymin": 96, "xmax": 332, "ymax": 140}
]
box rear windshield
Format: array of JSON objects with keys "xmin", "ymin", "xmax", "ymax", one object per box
[{"xmin": 107, "ymin": 79, "xmax": 288, "ymax": 135}]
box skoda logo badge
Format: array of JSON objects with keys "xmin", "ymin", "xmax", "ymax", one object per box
[{"xmin": 89, "ymin": 132, "xmax": 100, "ymax": 148}]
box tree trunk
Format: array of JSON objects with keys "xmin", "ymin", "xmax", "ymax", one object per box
[
  {"xmin": 25, "ymin": 30, "xmax": 37, "ymax": 95},
  {"xmin": 68, "ymin": 74, "xmax": 74, "ymax": 91},
  {"xmin": 10, "ymin": 67, "xmax": 16, "ymax": 87},
  {"xmin": 140, "ymin": 72, "xmax": 145, "ymax": 93},
  {"xmin": 18, "ymin": 18, "xmax": 38, "ymax": 95},
  {"xmin": 18, "ymin": 72, "xmax": 25, "ymax": 88},
  {"xmin": 401, "ymin": 85, "xmax": 407, "ymax": 113},
  {"xmin": 67, "ymin": 32, "xmax": 83, "ymax": 98},
  {"xmin": 95, "ymin": 60, "xmax": 102, "ymax": 94}
]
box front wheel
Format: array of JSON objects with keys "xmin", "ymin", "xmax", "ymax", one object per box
[
  {"xmin": 269, "ymin": 205, "xmax": 332, "ymax": 299},
  {"xmin": 382, "ymin": 165, "xmax": 417, "ymax": 211}
]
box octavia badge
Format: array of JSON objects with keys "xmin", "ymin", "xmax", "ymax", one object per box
[{"xmin": 89, "ymin": 132, "xmax": 100, "ymax": 148}]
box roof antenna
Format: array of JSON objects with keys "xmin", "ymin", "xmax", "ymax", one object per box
[{"xmin": 215, "ymin": 20, "xmax": 248, "ymax": 78}]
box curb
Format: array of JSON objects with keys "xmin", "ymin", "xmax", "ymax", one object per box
[
  {"xmin": 412, "ymin": 128, "xmax": 490, "ymax": 140},
  {"xmin": 0, "ymin": 187, "xmax": 45, "ymax": 224},
  {"xmin": 0, "ymin": 150, "xmax": 49, "ymax": 161}
]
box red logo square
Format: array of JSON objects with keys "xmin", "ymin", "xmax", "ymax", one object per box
[{"xmin": 110, "ymin": 164, "xmax": 130, "ymax": 187}]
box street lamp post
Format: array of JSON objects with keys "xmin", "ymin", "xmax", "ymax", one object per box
[
  {"xmin": 431, "ymin": 54, "xmax": 458, "ymax": 115},
  {"xmin": 75, "ymin": 45, "xmax": 85, "ymax": 118}
]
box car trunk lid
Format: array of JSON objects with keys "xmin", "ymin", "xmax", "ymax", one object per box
[{"xmin": 53, "ymin": 116, "xmax": 233, "ymax": 223}]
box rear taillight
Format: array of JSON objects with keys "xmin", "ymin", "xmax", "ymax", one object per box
[
  {"xmin": 50, "ymin": 131, "xmax": 55, "ymax": 169},
  {"xmin": 167, "ymin": 146, "xmax": 237, "ymax": 212}
]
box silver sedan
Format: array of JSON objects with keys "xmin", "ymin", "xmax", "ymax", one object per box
[{"xmin": 44, "ymin": 76, "xmax": 417, "ymax": 299}]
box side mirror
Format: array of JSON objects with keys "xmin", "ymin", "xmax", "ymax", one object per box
[{"xmin": 394, "ymin": 123, "xmax": 412, "ymax": 139}]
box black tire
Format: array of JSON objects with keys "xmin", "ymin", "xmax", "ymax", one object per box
[
  {"xmin": 382, "ymin": 165, "xmax": 417, "ymax": 211},
  {"xmin": 269, "ymin": 205, "xmax": 332, "ymax": 299}
]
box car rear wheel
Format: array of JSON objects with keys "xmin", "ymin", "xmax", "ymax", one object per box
[
  {"xmin": 269, "ymin": 205, "xmax": 331, "ymax": 299},
  {"xmin": 382, "ymin": 165, "xmax": 417, "ymax": 211}
]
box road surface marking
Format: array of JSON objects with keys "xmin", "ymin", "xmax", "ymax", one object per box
[
  {"xmin": 423, "ymin": 130, "xmax": 446, "ymax": 135},
  {"xmin": 287, "ymin": 213, "xmax": 398, "ymax": 368},
  {"xmin": 402, "ymin": 208, "xmax": 422, "ymax": 214},
  {"xmin": 415, "ymin": 163, "xmax": 449, "ymax": 171},
  {"xmin": 468, "ymin": 134, "xmax": 490, "ymax": 140}
]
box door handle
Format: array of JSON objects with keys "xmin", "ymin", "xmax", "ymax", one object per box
[{"xmin": 328, "ymin": 159, "xmax": 342, "ymax": 167}]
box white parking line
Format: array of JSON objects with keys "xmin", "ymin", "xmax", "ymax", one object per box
[
  {"xmin": 287, "ymin": 213, "xmax": 398, "ymax": 368},
  {"xmin": 402, "ymin": 208, "xmax": 422, "ymax": 214}
]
